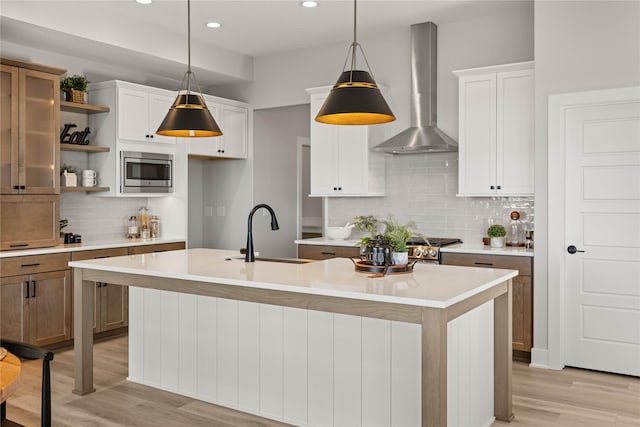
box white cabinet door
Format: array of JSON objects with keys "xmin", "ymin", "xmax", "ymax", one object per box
[
  {"xmin": 455, "ymin": 62, "xmax": 534, "ymax": 196},
  {"xmin": 118, "ymin": 87, "xmax": 176, "ymax": 144},
  {"xmin": 310, "ymin": 93, "xmax": 339, "ymax": 195},
  {"xmin": 497, "ymin": 69, "xmax": 534, "ymax": 194},
  {"xmin": 186, "ymin": 102, "xmax": 220, "ymax": 157},
  {"xmin": 148, "ymin": 92, "xmax": 178, "ymax": 144},
  {"xmin": 118, "ymin": 87, "xmax": 149, "ymax": 143},
  {"xmin": 337, "ymin": 126, "xmax": 368, "ymax": 195},
  {"xmin": 458, "ymin": 73, "xmax": 497, "ymax": 196},
  {"xmin": 219, "ymin": 104, "xmax": 248, "ymax": 159}
]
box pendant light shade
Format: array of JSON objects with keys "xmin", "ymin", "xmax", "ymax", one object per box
[
  {"xmin": 315, "ymin": 0, "xmax": 395, "ymax": 126},
  {"xmin": 156, "ymin": 0, "xmax": 222, "ymax": 138}
]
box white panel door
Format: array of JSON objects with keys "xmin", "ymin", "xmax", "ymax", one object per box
[
  {"xmin": 148, "ymin": 92, "xmax": 177, "ymax": 144},
  {"xmin": 310, "ymin": 93, "xmax": 339, "ymax": 196},
  {"xmin": 118, "ymin": 87, "xmax": 149, "ymax": 142},
  {"xmin": 564, "ymin": 97, "xmax": 640, "ymax": 376},
  {"xmin": 219, "ymin": 104, "xmax": 248, "ymax": 158},
  {"xmin": 337, "ymin": 126, "xmax": 368, "ymax": 195}
]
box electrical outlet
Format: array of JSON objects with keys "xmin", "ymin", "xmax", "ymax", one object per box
[
  {"xmin": 204, "ymin": 206, "xmax": 213, "ymax": 217},
  {"xmin": 217, "ymin": 206, "xmax": 226, "ymax": 217}
]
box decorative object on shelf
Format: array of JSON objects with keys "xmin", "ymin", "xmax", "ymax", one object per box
[
  {"xmin": 82, "ymin": 169, "xmax": 97, "ymax": 187},
  {"xmin": 382, "ymin": 214, "xmax": 421, "ymax": 265},
  {"xmin": 60, "ymin": 123, "xmax": 91, "ymax": 145},
  {"xmin": 60, "ymin": 164, "xmax": 79, "ymax": 187},
  {"xmin": 156, "ymin": 0, "xmax": 222, "ymax": 138},
  {"xmin": 60, "ymin": 74, "xmax": 89, "ymax": 104},
  {"xmin": 352, "ymin": 258, "xmax": 417, "ymax": 276},
  {"xmin": 315, "ymin": 0, "xmax": 395, "ymax": 125},
  {"xmin": 487, "ymin": 224, "xmax": 506, "ymax": 248}
]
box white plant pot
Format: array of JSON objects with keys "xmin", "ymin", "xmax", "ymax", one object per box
[
  {"xmin": 391, "ymin": 251, "xmax": 408, "ymax": 265},
  {"xmin": 490, "ymin": 237, "xmax": 505, "ymax": 248}
]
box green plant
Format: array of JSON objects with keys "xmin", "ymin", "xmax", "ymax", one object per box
[
  {"xmin": 60, "ymin": 74, "xmax": 89, "ymax": 92},
  {"xmin": 487, "ymin": 224, "xmax": 506, "ymax": 238},
  {"xmin": 352, "ymin": 215, "xmax": 379, "ymax": 245},
  {"xmin": 60, "ymin": 163, "xmax": 79, "ymax": 174},
  {"xmin": 381, "ymin": 215, "xmax": 420, "ymax": 253}
]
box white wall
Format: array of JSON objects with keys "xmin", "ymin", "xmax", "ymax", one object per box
[
  {"xmin": 252, "ymin": 105, "xmax": 311, "ymax": 258},
  {"xmin": 532, "ymin": 0, "xmax": 640, "ymax": 366}
]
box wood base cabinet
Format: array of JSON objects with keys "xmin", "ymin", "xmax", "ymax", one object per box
[
  {"xmin": 440, "ymin": 252, "xmax": 533, "ymax": 352},
  {"xmin": 297, "ymin": 244, "xmax": 360, "ymax": 260},
  {"xmin": 0, "ymin": 253, "xmax": 72, "ymax": 346}
]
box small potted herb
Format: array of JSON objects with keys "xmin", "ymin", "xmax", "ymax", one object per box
[
  {"xmin": 60, "ymin": 74, "xmax": 89, "ymax": 103},
  {"xmin": 382, "ymin": 214, "xmax": 420, "ymax": 265},
  {"xmin": 352, "ymin": 215, "xmax": 379, "ymax": 245},
  {"xmin": 60, "ymin": 163, "xmax": 79, "ymax": 187},
  {"xmin": 487, "ymin": 224, "xmax": 506, "ymax": 248}
]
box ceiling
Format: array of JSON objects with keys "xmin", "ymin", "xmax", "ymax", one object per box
[{"xmin": 0, "ymin": 1, "xmax": 531, "ymax": 87}]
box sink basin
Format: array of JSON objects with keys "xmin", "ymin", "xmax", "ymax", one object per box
[{"xmin": 225, "ymin": 255, "xmax": 313, "ymax": 264}]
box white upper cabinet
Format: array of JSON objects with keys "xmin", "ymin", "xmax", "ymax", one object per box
[
  {"xmin": 117, "ymin": 86, "xmax": 176, "ymax": 144},
  {"xmin": 454, "ymin": 61, "xmax": 534, "ymax": 196},
  {"xmin": 307, "ymin": 88, "xmax": 385, "ymax": 197},
  {"xmin": 186, "ymin": 96, "xmax": 249, "ymax": 159}
]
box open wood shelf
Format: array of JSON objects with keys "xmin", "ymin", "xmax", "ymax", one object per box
[
  {"xmin": 60, "ymin": 101, "xmax": 110, "ymax": 114},
  {"xmin": 61, "ymin": 186, "xmax": 110, "ymax": 193},
  {"xmin": 60, "ymin": 143, "xmax": 109, "ymax": 153}
]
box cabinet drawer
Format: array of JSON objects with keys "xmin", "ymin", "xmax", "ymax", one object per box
[
  {"xmin": 1, "ymin": 252, "xmax": 70, "ymax": 277},
  {"xmin": 72, "ymin": 247, "xmax": 129, "ymax": 261},
  {"xmin": 0, "ymin": 195, "xmax": 59, "ymax": 250},
  {"xmin": 440, "ymin": 252, "xmax": 532, "ymax": 276},
  {"xmin": 128, "ymin": 242, "xmax": 186, "ymax": 255},
  {"xmin": 298, "ymin": 244, "xmax": 360, "ymax": 260}
]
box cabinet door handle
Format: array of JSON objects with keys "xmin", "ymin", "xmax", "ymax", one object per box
[
  {"xmin": 338, "ymin": 187, "xmax": 342, "ymax": 191},
  {"xmin": 19, "ymin": 185, "xmax": 25, "ymax": 190},
  {"xmin": 25, "ymin": 282, "xmax": 30, "ymax": 299},
  {"xmin": 10, "ymin": 244, "xmax": 29, "ymax": 248},
  {"xmin": 496, "ymin": 185, "xmax": 502, "ymax": 190},
  {"xmin": 21, "ymin": 263, "xmax": 40, "ymax": 268},
  {"xmin": 13, "ymin": 185, "xmax": 19, "ymax": 190},
  {"xmin": 31, "ymin": 280, "xmax": 36, "ymax": 298},
  {"xmin": 490, "ymin": 185, "xmax": 495, "ymax": 190},
  {"xmin": 149, "ymin": 135, "xmax": 154, "ymax": 139},
  {"xmin": 474, "ymin": 262, "xmax": 494, "ymax": 266},
  {"xmin": 321, "ymin": 251, "xmax": 336, "ymax": 255}
]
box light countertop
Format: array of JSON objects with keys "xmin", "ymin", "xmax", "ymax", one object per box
[
  {"xmin": 0, "ymin": 238, "xmax": 185, "ymax": 258},
  {"xmin": 69, "ymin": 248, "xmax": 517, "ymax": 309},
  {"xmin": 294, "ymin": 238, "xmax": 534, "ymax": 257}
]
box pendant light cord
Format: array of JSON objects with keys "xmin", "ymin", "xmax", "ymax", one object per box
[
  {"xmin": 186, "ymin": 0, "xmax": 192, "ymax": 94},
  {"xmin": 350, "ymin": 0, "xmax": 357, "ymax": 77}
]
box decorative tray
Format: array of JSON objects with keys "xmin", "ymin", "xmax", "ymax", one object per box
[{"xmin": 351, "ymin": 259, "xmax": 418, "ymax": 276}]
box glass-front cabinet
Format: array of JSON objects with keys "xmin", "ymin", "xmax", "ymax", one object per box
[{"xmin": 0, "ymin": 64, "xmax": 60, "ymax": 195}]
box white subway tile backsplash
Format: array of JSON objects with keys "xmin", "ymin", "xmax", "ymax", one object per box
[
  {"xmin": 60, "ymin": 193, "xmax": 149, "ymax": 242},
  {"xmin": 328, "ymin": 152, "xmax": 534, "ymax": 245}
]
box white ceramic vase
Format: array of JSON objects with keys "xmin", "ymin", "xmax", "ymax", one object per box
[
  {"xmin": 391, "ymin": 251, "xmax": 409, "ymax": 265},
  {"xmin": 490, "ymin": 237, "xmax": 505, "ymax": 248}
]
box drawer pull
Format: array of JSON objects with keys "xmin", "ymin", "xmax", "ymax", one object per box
[
  {"xmin": 31, "ymin": 280, "xmax": 36, "ymax": 298},
  {"xmin": 24, "ymin": 281, "xmax": 29, "ymax": 299},
  {"xmin": 21, "ymin": 263, "xmax": 41, "ymax": 268},
  {"xmin": 321, "ymin": 251, "xmax": 336, "ymax": 255},
  {"xmin": 474, "ymin": 262, "xmax": 494, "ymax": 266},
  {"xmin": 10, "ymin": 243, "xmax": 29, "ymax": 248}
]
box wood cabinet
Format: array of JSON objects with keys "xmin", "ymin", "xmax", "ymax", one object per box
[
  {"xmin": 306, "ymin": 88, "xmax": 385, "ymax": 197},
  {"xmin": 1, "ymin": 60, "xmax": 63, "ymax": 195},
  {"xmin": 117, "ymin": 85, "xmax": 176, "ymax": 144},
  {"xmin": 72, "ymin": 247, "xmax": 129, "ymax": 334},
  {"xmin": 0, "ymin": 253, "xmax": 72, "ymax": 346},
  {"xmin": 186, "ymin": 97, "xmax": 249, "ymax": 159},
  {"xmin": 440, "ymin": 252, "xmax": 533, "ymax": 354},
  {"xmin": 0, "ymin": 194, "xmax": 59, "ymax": 250},
  {"xmin": 453, "ymin": 61, "xmax": 534, "ymax": 196},
  {"xmin": 298, "ymin": 244, "xmax": 360, "ymax": 260},
  {"xmin": 128, "ymin": 241, "xmax": 185, "ymax": 255}
]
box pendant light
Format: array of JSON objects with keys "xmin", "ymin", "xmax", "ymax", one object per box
[
  {"xmin": 156, "ymin": 0, "xmax": 222, "ymax": 137},
  {"xmin": 315, "ymin": 0, "xmax": 395, "ymax": 126}
]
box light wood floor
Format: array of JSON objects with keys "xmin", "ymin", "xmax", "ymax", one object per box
[{"xmin": 4, "ymin": 335, "xmax": 639, "ymax": 426}]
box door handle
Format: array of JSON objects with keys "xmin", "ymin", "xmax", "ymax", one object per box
[
  {"xmin": 31, "ymin": 280, "xmax": 36, "ymax": 297},
  {"xmin": 25, "ymin": 281, "xmax": 30, "ymax": 299},
  {"xmin": 567, "ymin": 245, "xmax": 585, "ymax": 254}
]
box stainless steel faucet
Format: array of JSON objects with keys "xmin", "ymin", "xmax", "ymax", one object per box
[{"xmin": 245, "ymin": 204, "xmax": 279, "ymax": 262}]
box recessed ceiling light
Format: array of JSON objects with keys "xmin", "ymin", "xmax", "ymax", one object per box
[
  {"xmin": 206, "ymin": 22, "xmax": 222, "ymax": 29},
  {"xmin": 301, "ymin": 1, "xmax": 318, "ymax": 8},
  {"xmin": 136, "ymin": 0, "xmax": 152, "ymax": 4}
]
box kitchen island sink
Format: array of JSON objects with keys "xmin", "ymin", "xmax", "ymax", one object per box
[
  {"xmin": 70, "ymin": 248, "xmax": 516, "ymax": 427},
  {"xmin": 225, "ymin": 255, "xmax": 313, "ymax": 264}
]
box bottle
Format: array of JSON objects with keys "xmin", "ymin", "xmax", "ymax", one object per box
[
  {"xmin": 508, "ymin": 211, "xmax": 525, "ymax": 247},
  {"xmin": 139, "ymin": 207, "xmax": 149, "ymax": 230},
  {"xmin": 127, "ymin": 216, "xmax": 139, "ymax": 239},
  {"xmin": 150, "ymin": 215, "xmax": 160, "ymax": 239}
]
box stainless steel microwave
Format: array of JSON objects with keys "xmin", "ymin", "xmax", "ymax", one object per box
[{"xmin": 120, "ymin": 151, "xmax": 173, "ymax": 193}]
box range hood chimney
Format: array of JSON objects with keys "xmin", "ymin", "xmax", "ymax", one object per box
[{"xmin": 373, "ymin": 22, "xmax": 457, "ymax": 154}]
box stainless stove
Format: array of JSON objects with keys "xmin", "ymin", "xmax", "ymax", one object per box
[{"xmin": 407, "ymin": 238, "xmax": 462, "ymax": 262}]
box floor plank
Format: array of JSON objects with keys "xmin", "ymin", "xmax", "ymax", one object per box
[{"xmin": 4, "ymin": 335, "xmax": 639, "ymax": 426}]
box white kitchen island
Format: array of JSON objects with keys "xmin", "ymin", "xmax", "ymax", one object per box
[{"xmin": 70, "ymin": 248, "xmax": 517, "ymax": 427}]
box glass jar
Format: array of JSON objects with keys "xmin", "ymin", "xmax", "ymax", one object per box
[
  {"xmin": 139, "ymin": 207, "xmax": 149, "ymax": 230},
  {"xmin": 127, "ymin": 216, "xmax": 139, "ymax": 239},
  {"xmin": 508, "ymin": 211, "xmax": 525, "ymax": 246},
  {"xmin": 150, "ymin": 215, "xmax": 160, "ymax": 239}
]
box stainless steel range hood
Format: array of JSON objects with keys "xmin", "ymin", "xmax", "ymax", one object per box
[{"xmin": 373, "ymin": 22, "xmax": 457, "ymax": 154}]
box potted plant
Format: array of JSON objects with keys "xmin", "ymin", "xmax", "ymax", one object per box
[
  {"xmin": 60, "ymin": 163, "xmax": 79, "ymax": 187},
  {"xmin": 60, "ymin": 74, "xmax": 89, "ymax": 103},
  {"xmin": 487, "ymin": 224, "xmax": 506, "ymax": 248},
  {"xmin": 352, "ymin": 215, "xmax": 379, "ymax": 245},
  {"xmin": 382, "ymin": 215, "xmax": 420, "ymax": 265}
]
